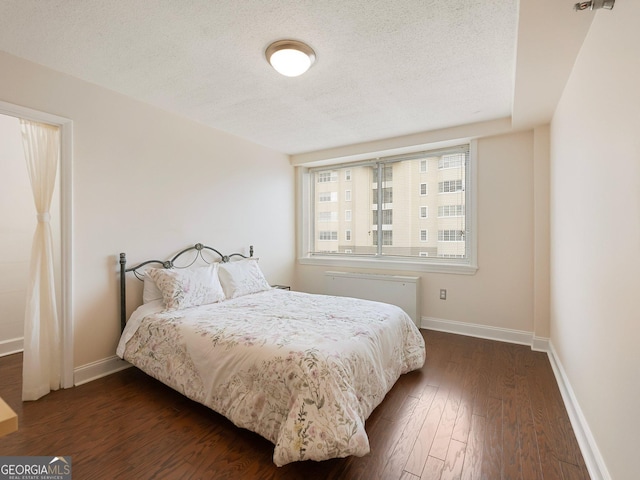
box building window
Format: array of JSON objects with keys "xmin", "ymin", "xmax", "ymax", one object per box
[
  {"xmin": 372, "ymin": 187, "xmax": 393, "ymax": 204},
  {"xmin": 438, "ymin": 230, "xmax": 465, "ymax": 242},
  {"xmin": 373, "ymin": 165, "xmax": 393, "ymax": 183},
  {"xmin": 319, "ymin": 231, "xmax": 338, "ymax": 241},
  {"xmin": 439, "ymin": 180, "xmax": 463, "ymax": 193},
  {"xmin": 317, "ymin": 171, "xmax": 338, "ymax": 183},
  {"xmin": 438, "ymin": 153, "xmax": 465, "ymax": 169},
  {"xmin": 318, "ymin": 211, "xmax": 338, "ymax": 222},
  {"xmin": 438, "ymin": 205, "xmax": 465, "ymax": 217},
  {"xmin": 319, "ymin": 191, "xmax": 338, "ymax": 202},
  {"xmin": 304, "ymin": 144, "xmax": 473, "ymax": 272},
  {"xmin": 372, "ymin": 209, "xmax": 393, "ymax": 225},
  {"xmin": 373, "ymin": 230, "xmax": 393, "ymax": 246}
]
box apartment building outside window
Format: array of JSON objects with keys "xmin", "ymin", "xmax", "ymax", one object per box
[{"xmin": 303, "ymin": 144, "xmax": 474, "ymax": 272}]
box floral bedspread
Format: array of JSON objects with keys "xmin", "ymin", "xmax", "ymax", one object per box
[{"xmin": 117, "ymin": 289, "xmax": 425, "ymax": 466}]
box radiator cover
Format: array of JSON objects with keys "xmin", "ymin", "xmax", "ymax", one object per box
[{"xmin": 324, "ymin": 271, "xmax": 420, "ymax": 327}]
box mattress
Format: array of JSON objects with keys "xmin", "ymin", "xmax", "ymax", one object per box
[{"xmin": 117, "ymin": 288, "xmax": 425, "ymax": 466}]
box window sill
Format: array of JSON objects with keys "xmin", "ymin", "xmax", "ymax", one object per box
[{"xmin": 298, "ymin": 255, "xmax": 478, "ymax": 275}]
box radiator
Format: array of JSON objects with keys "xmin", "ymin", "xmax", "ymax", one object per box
[{"xmin": 324, "ymin": 271, "xmax": 421, "ymax": 327}]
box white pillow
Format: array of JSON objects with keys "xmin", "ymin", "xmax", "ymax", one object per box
[
  {"xmin": 218, "ymin": 258, "xmax": 271, "ymax": 299},
  {"xmin": 142, "ymin": 272, "xmax": 163, "ymax": 304},
  {"xmin": 147, "ymin": 264, "xmax": 225, "ymax": 311}
]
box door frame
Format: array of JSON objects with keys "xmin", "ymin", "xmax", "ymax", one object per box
[{"xmin": 0, "ymin": 100, "xmax": 74, "ymax": 389}]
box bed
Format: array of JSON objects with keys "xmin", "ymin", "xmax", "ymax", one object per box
[{"xmin": 116, "ymin": 243, "xmax": 425, "ymax": 466}]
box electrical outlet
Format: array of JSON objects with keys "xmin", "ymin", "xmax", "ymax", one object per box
[{"xmin": 440, "ymin": 289, "xmax": 447, "ymax": 300}]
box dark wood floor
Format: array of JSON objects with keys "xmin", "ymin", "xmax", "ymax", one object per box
[{"xmin": 0, "ymin": 330, "xmax": 589, "ymax": 479}]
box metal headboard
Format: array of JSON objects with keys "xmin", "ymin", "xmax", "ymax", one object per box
[{"xmin": 119, "ymin": 243, "xmax": 253, "ymax": 331}]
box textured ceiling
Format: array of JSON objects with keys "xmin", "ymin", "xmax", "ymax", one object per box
[{"xmin": 0, "ymin": 0, "xmax": 519, "ymax": 154}]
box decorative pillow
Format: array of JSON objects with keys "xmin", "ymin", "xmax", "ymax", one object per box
[
  {"xmin": 142, "ymin": 272, "xmax": 163, "ymax": 304},
  {"xmin": 218, "ymin": 258, "xmax": 271, "ymax": 299},
  {"xmin": 147, "ymin": 264, "xmax": 225, "ymax": 310}
]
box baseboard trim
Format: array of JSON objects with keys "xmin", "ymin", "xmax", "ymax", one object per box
[
  {"xmin": 74, "ymin": 355, "xmax": 131, "ymax": 386},
  {"xmin": 531, "ymin": 335, "xmax": 550, "ymax": 352},
  {"xmin": 422, "ymin": 316, "xmax": 535, "ymax": 347},
  {"xmin": 0, "ymin": 337, "xmax": 23, "ymax": 357},
  {"xmin": 547, "ymin": 342, "xmax": 610, "ymax": 480}
]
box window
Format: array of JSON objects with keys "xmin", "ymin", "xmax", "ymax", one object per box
[
  {"xmin": 302, "ymin": 144, "xmax": 474, "ymax": 273},
  {"xmin": 438, "ymin": 230, "xmax": 465, "ymax": 242},
  {"xmin": 372, "ymin": 187, "xmax": 393, "ymax": 204},
  {"xmin": 438, "ymin": 205, "xmax": 465, "ymax": 217},
  {"xmin": 373, "ymin": 209, "xmax": 393, "ymax": 225},
  {"xmin": 319, "ymin": 191, "xmax": 338, "ymax": 202},
  {"xmin": 373, "ymin": 165, "xmax": 393, "ymax": 183},
  {"xmin": 438, "ymin": 153, "xmax": 465, "ymax": 169},
  {"xmin": 373, "ymin": 230, "xmax": 393, "ymax": 246},
  {"xmin": 318, "ymin": 211, "xmax": 338, "ymax": 222},
  {"xmin": 439, "ymin": 180, "xmax": 463, "ymax": 193},
  {"xmin": 317, "ymin": 171, "xmax": 338, "ymax": 182},
  {"xmin": 319, "ymin": 231, "xmax": 338, "ymax": 241}
]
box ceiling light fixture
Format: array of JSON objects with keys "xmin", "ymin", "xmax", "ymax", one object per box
[
  {"xmin": 574, "ymin": 0, "xmax": 615, "ymax": 11},
  {"xmin": 266, "ymin": 40, "xmax": 316, "ymax": 77}
]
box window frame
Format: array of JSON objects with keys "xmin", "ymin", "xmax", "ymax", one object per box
[{"xmin": 297, "ymin": 142, "xmax": 478, "ymax": 275}]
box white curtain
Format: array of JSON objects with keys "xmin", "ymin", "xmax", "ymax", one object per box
[{"xmin": 20, "ymin": 119, "xmax": 61, "ymax": 401}]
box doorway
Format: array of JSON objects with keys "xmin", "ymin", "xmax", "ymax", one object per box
[{"xmin": 0, "ymin": 103, "xmax": 73, "ymax": 389}]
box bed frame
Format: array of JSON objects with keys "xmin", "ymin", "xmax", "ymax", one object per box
[{"xmin": 119, "ymin": 243, "xmax": 253, "ymax": 330}]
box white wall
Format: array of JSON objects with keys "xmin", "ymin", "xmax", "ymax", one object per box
[
  {"xmin": 296, "ymin": 130, "xmax": 536, "ymax": 335},
  {"xmin": 550, "ymin": 2, "xmax": 640, "ymax": 478},
  {"xmin": 0, "ymin": 114, "xmax": 33, "ymax": 352},
  {"xmin": 0, "ymin": 51, "xmax": 295, "ymax": 370}
]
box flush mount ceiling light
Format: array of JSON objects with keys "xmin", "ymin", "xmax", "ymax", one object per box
[
  {"xmin": 266, "ymin": 40, "xmax": 316, "ymax": 77},
  {"xmin": 574, "ymin": 0, "xmax": 615, "ymax": 10}
]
